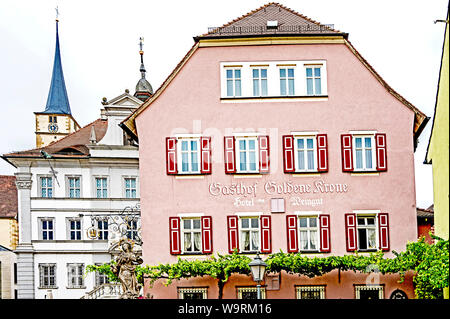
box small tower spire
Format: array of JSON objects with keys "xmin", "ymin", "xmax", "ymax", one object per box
[
  {"xmin": 134, "ymin": 37, "xmax": 153, "ymax": 102},
  {"xmin": 43, "ymin": 8, "xmax": 71, "ymax": 115}
]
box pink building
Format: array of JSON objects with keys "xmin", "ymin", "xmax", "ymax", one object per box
[{"xmin": 121, "ymin": 3, "xmax": 428, "ymax": 299}]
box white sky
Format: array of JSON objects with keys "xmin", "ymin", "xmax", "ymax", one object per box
[{"xmin": 0, "ymin": 0, "xmax": 448, "ymax": 209}]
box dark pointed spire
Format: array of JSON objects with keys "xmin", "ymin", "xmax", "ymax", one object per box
[
  {"xmin": 43, "ymin": 13, "xmax": 71, "ymax": 114},
  {"xmin": 134, "ymin": 37, "xmax": 153, "ymax": 102}
]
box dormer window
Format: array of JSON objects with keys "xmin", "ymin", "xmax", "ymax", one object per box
[{"xmin": 267, "ymin": 20, "xmax": 278, "ymax": 29}]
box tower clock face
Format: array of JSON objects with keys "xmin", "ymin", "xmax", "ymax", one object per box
[{"xmin": 48, "ymin": 123, "xmax": 59, "ymax": 133}]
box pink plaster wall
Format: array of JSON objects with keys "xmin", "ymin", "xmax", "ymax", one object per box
[{"xmin": 136, "ymin": 43, "xmax": 418, "ymax": 298}]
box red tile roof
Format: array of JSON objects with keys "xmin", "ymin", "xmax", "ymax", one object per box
[
  {"xmin": 0, "ymin": 176, "xmax": 18, "ymax": 219},
  {"xmin": 3, "ymin": 118, "xmax": 108, "ymax": 159},
  {"xmin": 196, "ymin": 2, "xmax": 345, "ymax": 39}
]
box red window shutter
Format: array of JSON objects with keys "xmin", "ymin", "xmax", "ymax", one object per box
[
  {"xmin": 201, "ymin": 216, "xmax": 213, "ymax": 254},
  {"xmin": 260, "ymin": 215, "xmax": 272, "ymax": 253},
  {"xmin": 316, "ymin": 134, "xmax": 328, "ymax": 172},
  {"xmin": 169, "ymin": 217, "xmax": 181, "ymax": 255},
  {"xmin": 341, "ymin": 134, "xmax": 354, "ymax": 172},
  {"xmin": 375, "ymin": 133, "xmax": 387, "ymax": 172},
  {"xmin": 166, "ymin": 137, "xmax": 177, "ymax": 175},
  {"xmin": 258, "ymin": 135, "xmax": 270, "ymax": 174},
  {"xmin": 227, "ymin": 216, "xmax": 239, "ymax": 253},
  {"xmin": 378, "ymin": 213, "xmax": 390, "ymax": 251},
  {"xmin": 283, "ymin": 135, "xmax": 295, "ymax": 173},
  {"xmin": 224, "ymin": 136, "xmax": 236, "ymax": 174},
  {"xmin": 319, "ymin": 214, "xmax": 331, "ymax": 253},
  {"xmin": 345, "ymin": 213, "xmax": 357, "ymax": 252},
  {"xmin": 286, "ymin": 215, "xmax": 298, "ymax": 253},
  {"xmin": 200, "ymin": 137, "xmax": 212, "ymax": 174}
]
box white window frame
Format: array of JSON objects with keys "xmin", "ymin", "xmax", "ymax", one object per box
[
  {"xmin": 235, "ymin": 136, "xmax": 259, "ymax": 173},
  {"xmin": 225, "ymin": 67, "xmax": 242, "ymax": 97},
  {"xmin": 305, "ymin": 64, "xmax": 323, "ymax": 96},
  {"xmin": 94, "ymin": 176, "xmax": 108, "ymax": 198},
  {"xmin": 39, "ymin": 218, "xmax": 55, "ymax": 241},
  {"xmin": 237, "ymin": 287, "xmax": 266, "ymax": 299},
  {"xmin": 94, "ymin": 263, "xmax": 110, "ymax": 287},
  {"xmin": 355, "ymin": 285, "xmax": 384, "ymax": 299},
  {"xmin": 356, "ymin": 214, "xmax": 378, "ymax": 251},
  {"xmin": 297, "ymin": 215, "xmax": 320, "ymax": 252},
  {"xmin": 352, "ymin": 134, "xmax": 376, "ymax": 172},
  {"xmin": 181, "ymin": 218, "xmax": 202, "ymax": 254},
  {"xmin": 296, "ymin": 285, "xmax": 326, "ymax": 299},
  {"xmin": 66, "ymin": 175, "xmax": 81, "ymax": 198},
  {"xmin": 67, "ymin": 217, "xmax": 82, "ymax": 241},
  {"xmin": 38, "ymin": 175, "xmax": 53, "ymax": 198},
  {"xmin": 251, "ymin": 66, "xmax": 268, "ymax": 97},
  {"xmin": 39, "ymin": 263, "xmax": 57, "ymax": 289},
  {"xmin": 239, "ymin": 216, "xmax": 260, "ymax": 253},
  {"xmin": 96, "ymin": 218, "xmax": 109, "ymax": 240},
  {"xmin": 177, "ymin": 137, "xmax": 201, "ymax": 174},
  {"xmin": 178, "ymin": 287, "xmax": 208, "ymax": 299},
  {"xmin": 67, "ymin": 263, "xmax": 85, "ymax": 289},
  {"xmin": 123, "ymin": 176, "xmax": 138, "ymax": 198},
  {"xmin": 278, "ymin": 65, "xmax": 296, "ymax": 96},
  {"xmin": 293, "ymin": 134, "xmax": 318, "ymax": 172}
]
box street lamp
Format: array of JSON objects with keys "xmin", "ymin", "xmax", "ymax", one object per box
[{"xmin": 248, "ymin": 252, "xmax": 267, "ymax": 299}]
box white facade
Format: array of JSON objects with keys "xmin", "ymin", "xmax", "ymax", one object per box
[{"xmin": 5, "ymin": 92, "xmax": 143, "ymax": 299}]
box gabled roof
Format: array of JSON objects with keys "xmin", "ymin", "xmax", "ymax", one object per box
[
  {"xmin": 0, "ymin": 175, "xmax": 17, "ymax": 219},
  {"xmin": 43, "ymin": 20, "xmax": 71, "ymax": 115},
  {"xmin": 121, "ymin": 2, "xmax": 428, "ymax": 144},
  {"xmin": 195, "ymin": 2, "xmax": 346, "ymax": 40},
  {"xmin": 2, "ymin": 118, "xmax": 108, "ymax": 162}
]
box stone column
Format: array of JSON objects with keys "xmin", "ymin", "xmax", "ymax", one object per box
[{"xmin": 14, "ymin": 172, "xmax": 35, "ymax": 299}]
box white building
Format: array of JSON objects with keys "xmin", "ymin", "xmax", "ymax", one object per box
[{"xmin": 2, "ymin": 18, "xmax": 152, "ymax": 299}]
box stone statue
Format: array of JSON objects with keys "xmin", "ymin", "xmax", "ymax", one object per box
[{"xmin": 111, "ymin": 239, "xmax": 143, "ymax": 299}]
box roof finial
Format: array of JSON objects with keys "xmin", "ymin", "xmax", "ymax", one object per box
[
  {"xmin": 134, "ymin": 36, "xmax": 153, "ymax": 101},
  {"xmin": 55, "ymin": 6, "xmax": 59, "ymax": 22}
]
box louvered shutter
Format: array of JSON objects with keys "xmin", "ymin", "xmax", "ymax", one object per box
[
  {"xmin": 224, "ymin": 136, "xmax": 236, "ymax": 174},
  {"xmin": 201, "ymin": 216, "xmax": 213, "ymax": 254},
  {"xmin": 316, "ymin": 134, "xmax": 328, "ymax": 172},
  {"xmin": 319, "ymin": 214, "xmax": 331, "ymax": 253},
  {"xmin": 286, "ymin": 215, "xmax": 298, "ymax": 253},
  {"xmin": 200, "ymin": 137, "xmax": 212, "ymax": 174},
  {"xmin": 169, "ymin": 217, "xmax": 181, "ymax": 254},
  {"xmin": 341, "ymin": 134, "xmax": 353, "ymax": 172},
  {"xmin": 283, "ymin": 135, "xmax": 295, "ymax": 173},
  {"xmin": 227, "ymin": 216, "xmax": 239, "ymax": 253},
  {"xmin": 166, "ymin": 137, "xmax": 177, "ymax": 175},
  {"xmin": 260, "ymin": 215, "xmax": 272, "ymax": 253},
  {"xmin": 258, "ymin": 135, "xmax": 270, "ymax": 174},
  {"xmin": 375, "ymin": 134, "xmax": 387, "ymax": 172},
  {"xmin": 378, "ymin": 213, "xmax": 390, "ymax": 251},
  {"xmin": 345, "ymin": 213, "xmax": 357, "ymax": 252}
]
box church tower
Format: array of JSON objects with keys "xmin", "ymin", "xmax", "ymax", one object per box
[{"xmin": 34, "ymin": 15, "xmax": 80, "ymax": 148}]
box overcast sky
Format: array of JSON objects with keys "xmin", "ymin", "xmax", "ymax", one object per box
[{"xmin": 0, "ymin": 0, "xmax": 448, "ymax": 208}]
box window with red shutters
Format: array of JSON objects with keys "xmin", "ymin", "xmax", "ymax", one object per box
[
  {"xmin": 227, "ymin": 216, "xmax": 239, "ymax": 253},
  {"xmin": 319, "ymin": 214, "xmax": 331, "ymax": 253},
  {"xmin": 169, "ymin": 217, "xmax": 181, "ymax": 254},
  {"xmin": 378, "ymin": 213, "xmax": 390, "ymax": 251},
  {"xmin": 201, "ymin": 216, "xmax": 213, "ymax": 254},
  {"xmin": 375, "ymin": 134, "xmax": 387, "ymax": 172},
  {"xmin": 258, "ymin": 135, "xmax": 270, "ymax": 174},
  {"xmin": 282, "ymin": 135, "xmax": 295, "ymax": 173},
  {"xmin": 200, "ymin": 137, "xmax": 212, "ymax": 174},
  {"xmin": 341, "ymin": 134, "xmax": 353, "ymax": 172},
  {"xmin": 260, "ymin": 215, "xmax": 272, "ymax": 253},
  {"xmin": 166, "ymin": 137, "xmax": 177, "ymax": 175},
  {"xmin": 224, "ymin": 136, "xmax": 236, "ymax": 174},
  {"xmin": 286, "ymin": 215, "xmax": 298, "ymax": 253},
  {"xmin": 316, "ymin": 134, "xmax": 328, "ymax": 172},
  {"xmin": 345, "ymin": 213, "xmax": 357, "ymax": 252}
]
